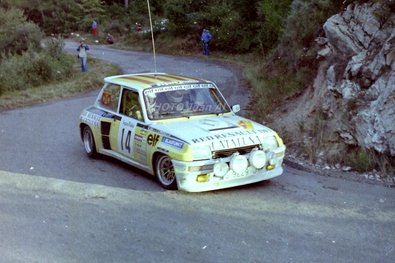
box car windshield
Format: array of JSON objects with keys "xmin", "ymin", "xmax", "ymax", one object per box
[{"xmin": 143, "ymin": 83, "xmax": 231, "ymax": 120}]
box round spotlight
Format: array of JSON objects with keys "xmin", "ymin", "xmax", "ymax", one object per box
[
  {"xmin": 213, "ymin": 162, "xmax": 229, "ymax": 177},
  {"xmin": 230, "ymin": 155, "xmax": 248, "ymax": 174},
  {"xmin": 249, "ymin": 150, "xmax": 267, "ymax": 169}
]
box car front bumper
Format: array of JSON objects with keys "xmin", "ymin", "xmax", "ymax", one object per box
[{"xmin": 172, "ymin": 145, "xmax": 285, "ymax": 192}]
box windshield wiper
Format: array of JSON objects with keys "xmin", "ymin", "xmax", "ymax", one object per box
[
  {"xmin": 205, "ymin": 111, "xmax": 224, "ymax": 116},
  {"xmin": 159, "ymin": 112, "xmax": 174, "ymax": 116},
  {"xmin": 179, "ymin": 114, "xmax": 191, "ymax": 119},
  {"xmin": 160, "ymin": 112, "xmax": 191, "ymax": 119}
]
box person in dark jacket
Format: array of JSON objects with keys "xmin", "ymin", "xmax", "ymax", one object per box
[
  {"xmin": 201, "ymin": 28, "xmax": 212, "ymax": 56},
  {"xmin": 77, "ymin": 40, "xmax": 89, "ymax": 72}
]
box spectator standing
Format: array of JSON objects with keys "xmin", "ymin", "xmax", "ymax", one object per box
[
  {"xmin": 135, "ymin": 23, "xmax": 142, "ymax": 32},
  {"xmin": 201, "ymin": 28, "xmax": 212, "ymax": 56},
  {"xmin": 77, "ymin": 40, "xmax": 89, "ymax": 72},
  {"xmin": 91, "ymin": 20, "xmax": 98, "ymax": 37}
]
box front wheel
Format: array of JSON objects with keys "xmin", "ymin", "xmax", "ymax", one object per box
[
  {"xmin": 154, "ymin": 155, "xmax": 177, "ymax": 190},
  {"xmin": 82, "ymin": 126, "xmax": 97, "ymax": 158}
]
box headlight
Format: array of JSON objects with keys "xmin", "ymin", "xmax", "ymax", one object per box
[
  {"xmin": 192, "ymin": 145, "xmax": 212, "ymax": 160},
  {"xmin": 249, "ymin": 150, "xmax": 267, "ymax": 169},
  {"xmin": 230, "ymin": 154, "xmax": 248, "ymax": 174},
  {"xmin": 261, "ymin": 136, "xmax": 278, "ymax": 151},
  {"xmin": 213, "ymin": 162, "xmax": 229, "ymax": 177}
]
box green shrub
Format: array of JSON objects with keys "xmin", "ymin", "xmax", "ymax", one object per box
[
  {"xmin": 372, "ymin": 0, "xmax": 395, "ymax": 27},
  {"xmin": 0, "ymin": 48, "xmax": 75, "ymax": 95},
  {"xmin": 195, "ymin": 1, "xmax": 260, "ymax": 53},
  {"xmin": 0, "ymin": 8, "xmax": 43, "ymax": 55},
  {"xmin": 348, "ymin": 148, "xmax": 376, "ymax": 173},
  {"xmin": 104, "ymin": 20, "xmax": 124, "ymax": 35},
  {"xmin": 45, "ymin": 37, "xmax": 65, "ymax": 58},
  {"xmin": 211, "ymin": 11, "xmax": 250, "ymax": 52},
  {"xmin": 0, "ymin": 53, "xmax": 31, "ymax": 94},
  {"xmin": 347, "ymin": 147, "xmax": 395, "ymax": 174},
  {"xmin": 29, "ymin": 53, "xmax": 53, "ymax": 86},
  {"xmin": 277, "ymin": 0, "xmax": 341, "ymax": 69},
  {"xmin": 248, "ymin": 0, "xmax": 342, "ymax": 121},
  {"xmin": 27, "ymin": 51, "xmax": 75, "ymax": 85},
  {"xmin": 255, "ymin": 0, "xmax": 292, "ymax": 53},
  {"xmin": 163, "ymin": 0, "xmax": 190, "ymax": 35},
  {"xmin": 199, "ymin": 2, "xmax": 247, "ymax": 52},
  {"xmin": 53, "ymin": 54, "xmax": 75, "ymax": 79}
]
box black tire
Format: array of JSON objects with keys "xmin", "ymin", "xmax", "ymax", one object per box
[
  {"xmin": 82, "ymin": 126, "xmax": 98, "ymax": 158},
  {"xmin": 154, "ymin": 155, "xmax": 177, "ymax": 190}
]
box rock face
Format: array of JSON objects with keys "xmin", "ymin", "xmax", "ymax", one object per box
[{"xmin": 316, "ymin": 2, "xmax": 395, "ymax": 156}]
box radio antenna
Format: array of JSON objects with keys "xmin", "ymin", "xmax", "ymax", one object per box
[{"xmin": 146, "ymin": 0, "xmax": 157, "ymax": 74}]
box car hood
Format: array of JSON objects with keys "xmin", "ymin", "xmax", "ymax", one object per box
[{"xmin": 152, "ymin": 115, "xmax": 276, "ymax": 151}]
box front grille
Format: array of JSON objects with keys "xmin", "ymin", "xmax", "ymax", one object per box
[{"xmin": 213, "ymin": 145, "xmax": 259, "ymax": 159}]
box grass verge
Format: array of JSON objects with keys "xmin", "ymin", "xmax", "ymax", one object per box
[{"xmin": 0, "ymin": 56, "xmax": 121, "ymax": 111}]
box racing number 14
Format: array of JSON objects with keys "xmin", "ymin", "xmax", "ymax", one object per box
[{"xmin": 121, "ymin": 128, "xmax": 131, "ymax": 153}]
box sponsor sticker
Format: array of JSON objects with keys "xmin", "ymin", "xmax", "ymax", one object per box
[
  {"xmin": 80, "ymin": 111, "xmax": 101, "ymax": 127},
  {"xmin": 162, "ymin": 137, "xmax": 184, "ymax": 149},
  {"xmin": 237, "ymin": 120, "xmax": 254, "ymax": 129},
  {"xmin": 191, "ymin": 129, "xmax": 272, "ymax": 151},
  {"xmin": 147, "ymin": 134, "xmax": 160, "ymax": 146},
  {"xmin": 144, "ymin": 84, "xmax": 214, "ymax": 95}
]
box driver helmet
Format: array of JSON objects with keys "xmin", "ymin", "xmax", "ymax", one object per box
[
  {"xmin": 147, "ymin": 93, "xmax": 156, "ymax": 105},
  {"xmin": 166, "ymin": 90, "xmax": 185, "ymax": 103}
]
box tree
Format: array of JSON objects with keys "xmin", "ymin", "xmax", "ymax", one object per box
[
  {"xmin": 0, "ymin": 7, "xmax": 42, "ymax": 55},
  {"xmin": 255, "ymin": 0, "xmax": 292, "ymax": 53},
  {"xmin": 163, "ymin": 0, "xmax": 189, "ymax": 35}
]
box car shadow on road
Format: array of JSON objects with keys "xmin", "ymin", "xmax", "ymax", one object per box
[
  {"xmin": 84, "ymin": 154, "xmax": 164, "ymax": 192},
  {"xmin": 92, "ymin": 154, "xmax": 276, "ymax": 194}
]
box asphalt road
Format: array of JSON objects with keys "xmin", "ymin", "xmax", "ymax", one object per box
[{"xmin": 0, "ymin": 41, "xmax": 394, "ymax": 263}]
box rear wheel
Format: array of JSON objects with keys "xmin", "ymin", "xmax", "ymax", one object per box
[
  {"xmin": 82, "ymin": 126, "xmax": 97, "ymax": 158},
  {"xmin": 154, "ymin": 155, "xmax": 177, "ymax": 190}
]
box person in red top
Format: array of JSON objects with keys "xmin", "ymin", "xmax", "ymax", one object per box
[{"xmin": 91, "ymin": 20, "xmax": 97, "ymax": 37}]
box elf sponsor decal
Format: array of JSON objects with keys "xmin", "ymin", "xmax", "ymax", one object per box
[
  {"xmin": 147, "ymin": 134, "xmax": 160, "ymax": 146},
  {"xmin": 192, "ymin": 129, "xmax": 272, "ymax": 151}
]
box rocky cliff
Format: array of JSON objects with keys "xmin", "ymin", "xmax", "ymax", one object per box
[
  {"xmin": 320, "ymin": 1, "xmax": 395, "ymax": 155},
  {"xmin": 272, "ymin": 1, "xmax": 394, "ymax": 171}
]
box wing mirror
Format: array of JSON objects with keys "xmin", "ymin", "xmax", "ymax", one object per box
[{"xmin": 231, "ymin": 104, "xmax": 240, "ymax": 113}]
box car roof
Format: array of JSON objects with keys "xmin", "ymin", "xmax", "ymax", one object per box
[{"xmin": 104, "ymin": 73, "xmax": 211, "ymax": 92}]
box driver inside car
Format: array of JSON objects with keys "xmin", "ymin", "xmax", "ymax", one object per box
[
  {"xmin": 165, "ymin": 90, "xmax": 189, "ymax": 112},
  {"xmin": 122, "ymin": 90, "xmax": 142, "ymax": 120}
]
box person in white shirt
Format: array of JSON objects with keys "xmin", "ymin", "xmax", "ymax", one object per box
[{"xmin": 77, "ymin": 41, "xmax": 89, "ymax": 72}]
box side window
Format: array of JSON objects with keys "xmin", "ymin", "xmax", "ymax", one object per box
[
  {"xmin": 99, "ymin": 84, "xmax": 121, "ymax": 112},
  {"xmin": 120, "ymin": 89, "xmax": 143, "ymax": 120}
]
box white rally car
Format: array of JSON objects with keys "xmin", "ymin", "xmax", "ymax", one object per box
[{"xmin": 79, "ymin": 73, "xmax": 286, "ymax": 192}]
